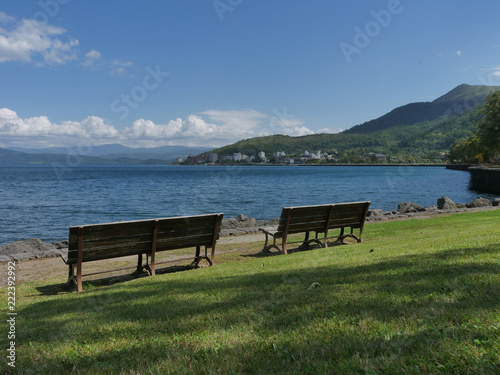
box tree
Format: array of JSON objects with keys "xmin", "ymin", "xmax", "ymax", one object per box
[
  {"xmin": 477, "ymin": 91, "xmax": 500, "ymax": 159},
  {"xmin": 450, "ymin": 136, "xmax": 483, "ymax": 163}
]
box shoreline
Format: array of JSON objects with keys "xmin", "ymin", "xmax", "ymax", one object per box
[
  {"xmin": 1, "ymin": 203, "xmax": 498, "ymax": 263},
  {"xmin": 0, "ymin": 205, "xmax": 498, "ymax": 289}
]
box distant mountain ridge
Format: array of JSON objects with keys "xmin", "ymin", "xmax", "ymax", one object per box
[
  {"xmin": 343, "ymin": 84, "xmax": 500, "ymax": 134},
  {"xmin": 0, "ymin": 144, "xmax": 212, "ymax": 165},
  {"xmin": 6, "ymin": 144, "xmax": 210, "ymax": 161}
]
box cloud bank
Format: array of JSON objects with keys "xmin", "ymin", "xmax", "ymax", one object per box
[{"xmin": 0, "ymin": 107, "xmax": 339, "ymax": 149}]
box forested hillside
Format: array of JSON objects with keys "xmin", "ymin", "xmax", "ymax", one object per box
[{"xmin": 212, "ymin": 84, "xmax": 500, "ymax": 163}]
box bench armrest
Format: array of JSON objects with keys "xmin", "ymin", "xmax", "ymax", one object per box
[
  {"xmin": 259, "ymin": 226, "xmax": 279, "ymax": 236},
  {"xmin": 59, "ymin": 252, "xmax": 72, "ymax": 265}
]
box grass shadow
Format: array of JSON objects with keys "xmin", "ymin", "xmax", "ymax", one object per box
[{"xmin": 19, "ymin": 242, "xmax": 500, "ymax": 374}]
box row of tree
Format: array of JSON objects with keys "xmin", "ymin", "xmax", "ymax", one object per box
[{"xmin": 450, "ymin": 92, "xmax": 500, "ymax": 163}]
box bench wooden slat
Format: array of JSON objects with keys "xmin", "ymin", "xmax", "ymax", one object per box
[
  {"xmin": 66, "ymin": 241, "xmax": 153, "ymax": 262},
  {"xmin": 69, "ymin": 220, "xmax": 155, "ymax": 245}
]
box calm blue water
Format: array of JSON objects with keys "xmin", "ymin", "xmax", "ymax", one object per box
[{"xmin": 0, "ymin": 165, "xmax": 496, "ymax": 245}]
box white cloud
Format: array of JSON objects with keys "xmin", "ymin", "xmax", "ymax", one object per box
[
  {"xmin": 0, "ymin": 12, "xmax": 78, "ymax": 65},
  {"xmin": 86, "ymin": 49, "xmax": 101, "ymax": 59},
  {"xmin": 0, "ymin": 108, "xmax": 119, "ymax": 147},
  {"xmin": 317, "ymin": 127, "xmax": 344, "ymax": 134},
  {"xmin": 491, "ymin": 65, "xmax": 500, "ymax": 77},
  {"xmin": 80, "ymin": 49, "xmax": 102, "ymax": 67},
  {"xmin": 456, "ymin": 50, "xmax": 462, "ymax": 57},
  {"xmin": 0, "ymin": 107, "xmax": 324, "ymax": 149},
  {"xmin": 81, "ymin": 50, "xmax": 133, "ymax": 76}
]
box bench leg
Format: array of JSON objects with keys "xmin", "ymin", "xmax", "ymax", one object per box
[
  {"xmin": 76, "ymin": 266, "xmax": 83, "ymax": 292},
  {"xmin": 282, "ymin": 235, "xmax": 287, "ymax": 255},
  {"xmin": 261, "ymin": 231, "xmax": 281, "ymax": 253},
  {"xmin": 133, "ymin": 254, "xmax": 151, "ymax": 275},
  {"xmin": 191, "ymin": 246, "xmax": 214, "ymax": 267},
  {"xmin": 336, "ymin": 227, "xmax": 362, "ymax": 243},
  {"xmin": 67, "ymin": 264, "xmax": 76, "ymax": 286}
]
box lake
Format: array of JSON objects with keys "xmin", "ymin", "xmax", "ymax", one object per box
[{"xmin": 0, "ymin": 165, "xmax": 496, "ymax": 245}]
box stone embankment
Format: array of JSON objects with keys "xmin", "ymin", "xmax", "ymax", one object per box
[{"xmin": 1, "ymin": 196, "xmax": 498, "ymax": 262}]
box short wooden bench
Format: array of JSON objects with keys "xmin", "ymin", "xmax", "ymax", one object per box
[
  {"xmin": 61, "ymin": 213, "xmax": 223, "ymax": 292},
  {"xmin": 259, "ymin": 202, "xmax": 370, "ymax": 254}
]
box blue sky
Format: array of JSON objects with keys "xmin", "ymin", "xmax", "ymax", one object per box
[{"xmin": 1, "ymin": 0, "xmax": 500, "ymax": 149}]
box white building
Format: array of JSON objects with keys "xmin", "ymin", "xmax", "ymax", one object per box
[
  {"xmin": 258, "ymin": 151, "xmax": 267, "ymax": 162},
  {"xmin": 233, "ymin": 152, "xmax": 242, "ymax": 161}
]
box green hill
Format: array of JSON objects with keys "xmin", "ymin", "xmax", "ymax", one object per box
[{"xmin": 212, "ymin": 84, "xmax": 500, "ymax": 163}]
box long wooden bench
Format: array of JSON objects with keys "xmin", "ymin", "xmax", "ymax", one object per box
[
  {"xmin": 259, "ymin": 202, "xmax": 370, "ymax": 254},
  {"xmin": 61, "ymin": 213, "xmax": 223, "ymax": 292}
]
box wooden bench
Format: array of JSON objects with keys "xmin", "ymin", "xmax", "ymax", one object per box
[
  {"xmin": 259, "ymin": 202, "xmax": 370, "ymax": 254},
  {"xmin": 61, "ymin": 213, "xmax": 223, "ymax": 292}
]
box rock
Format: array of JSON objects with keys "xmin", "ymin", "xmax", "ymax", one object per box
[
  {"xmin": 437, "ymin": 196, "xmax": 457, "ymax": 210},
  {"xmin": 367, "ymin": 209, "xmax": 384, "ymax": 219},
  {"xmin": 424, "ymin": 206, "xmax": 438, "ymax": 212},
  {"xmin": 0, "ymin": 238, "xmax": 65, "ymax": 261},
  {"xmin": 52, "ymin": 240, "xmax": 69, "ymax": 249},
  {"xmin": 398, "ymin": 202, "xmax": 425, "ymax": 213},
  {"xmin": 239, "ymin": 218, "xmax": 257, "ymax": 228},
  {"xmin": 492, "ymin": 198, "xmax": 500, "ymax": 207},
  {"xmin": 235, "ymin": 214, "xmax": 248, "ymax": 222},
  {"xmin": 267, "ymin": 217, "xmax": 279, "ymax": 226},
  {"xmin": 0, "ymin": 238, "xmax": 55, "ymax": 256},
  {"xmin": 221, "ymin": 215, "xmax": 277, "ymax": 232},
  {"xmin": 221, "ymin": 218, "xmax": 239, "ymax": 229},
  {"xmin": 466, "ymin": 197, "xmax": 493, "ymax": 208}
]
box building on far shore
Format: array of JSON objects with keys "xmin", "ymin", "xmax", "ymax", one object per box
[{"xmin": 207, "ymin": 152, "xmax": 218, "ymax": 163}]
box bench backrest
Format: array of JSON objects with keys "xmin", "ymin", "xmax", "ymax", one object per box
[
  {"xmin": 276, "ymin": 204, "xmax": 333, "ymax": 236},
  {"xmin": 67, "ymin": 213, "xmax": 223, "ymax": 263},
  {"xmin": 327, "ymin": 201, "xmax": 371, "ymax": 230}
]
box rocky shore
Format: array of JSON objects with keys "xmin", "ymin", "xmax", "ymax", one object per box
[{"xmin": 1, "ymin": 196, "xmax": 498, "ymax": 263}]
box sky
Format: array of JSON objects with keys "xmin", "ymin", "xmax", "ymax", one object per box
[{"xmin": 1, "ymin": 0, "xmax": 500, "ymax": 149}]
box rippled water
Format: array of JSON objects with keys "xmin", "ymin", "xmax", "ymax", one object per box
[{"xmin": 0, "ymin": 165, "xmax": 495, "ymax": 245}]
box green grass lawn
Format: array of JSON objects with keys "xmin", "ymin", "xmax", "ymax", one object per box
[{"xmin": 2, "ymin": 210, "xmax": 500, "ymax": 374}]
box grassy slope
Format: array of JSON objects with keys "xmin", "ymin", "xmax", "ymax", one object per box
[{"xmin": 2, "ymin": 210, "xmax": 500, "ymax": 374}]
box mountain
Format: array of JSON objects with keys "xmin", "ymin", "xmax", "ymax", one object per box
[
  {"xmin": 0, "ymin": 147, "xmax": 171, "ymax": 165},
  {"xmin": 212, "ymin": 84, "xmax": 499, "ymax": 162},
  {"xmin": 6, "ymin": 144, "xmax": 211, "ymax": 162},
  {"xmin": 343, "ymin": 84, "xmax": 500, "ymax": 134}
]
